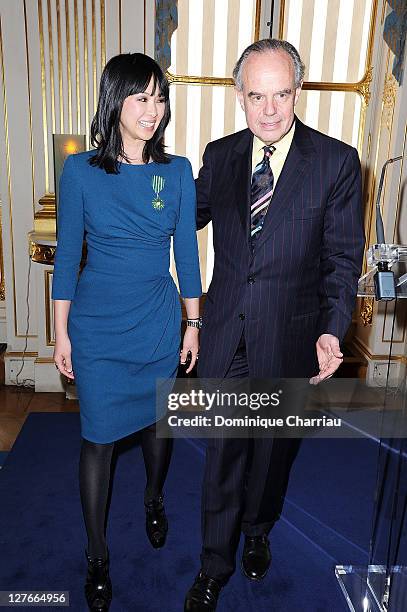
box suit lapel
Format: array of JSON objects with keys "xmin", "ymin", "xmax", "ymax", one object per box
[
  {"xmin": 231, "ymin": 129, "xmax": 253, "ymax": 249},
  {"xmin": 255, "ymin": 118, "xmax": 317, "ymax": 250}
]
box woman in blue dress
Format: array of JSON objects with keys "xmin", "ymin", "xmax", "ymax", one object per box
[{"xmin": 52, "ymin": 53, "xmax": 202, "ymax": 611}]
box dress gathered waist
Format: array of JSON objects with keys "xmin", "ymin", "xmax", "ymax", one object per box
[{"xmin": 84, "ymin": 242, "xmax": 172, "ymax": 278}]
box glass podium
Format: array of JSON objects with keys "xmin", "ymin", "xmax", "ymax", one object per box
[{"xmin": 335, "ymin": 244, "xmax": 407, "ymax": 611}]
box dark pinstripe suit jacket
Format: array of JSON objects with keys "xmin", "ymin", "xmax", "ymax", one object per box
[{"xmin": 195, "ymin": 118, "xmax": 365, "ymax": 379}]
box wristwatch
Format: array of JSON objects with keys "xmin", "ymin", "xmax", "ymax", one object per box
[{"xmin": 187, "ymin": 317, "xmax": 203, "ymax": 329}]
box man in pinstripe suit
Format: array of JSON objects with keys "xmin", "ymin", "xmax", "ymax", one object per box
[{"xmin": 184, "ymin": 39, "xmax": 365, "ymax": 611}]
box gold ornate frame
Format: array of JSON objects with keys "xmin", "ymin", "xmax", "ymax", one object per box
[
  {"xmin": 44, "ymin": 269, "xmax": 55, "ymax": 345},
  {"xmin": 0, "ymin": 203, "xmax": 5, "ymax": 301},
  {"xmin": 165, "ymin": 0, "xmax": 378, "ymax": 154},
  {"xmin": 29, "ymin": 0, "xmax": 379, "ymax": 252}
]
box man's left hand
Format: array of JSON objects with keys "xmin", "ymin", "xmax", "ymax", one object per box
[{"xmin": 310, "ymin": 334, "xmax": 343, "ymax": 385}]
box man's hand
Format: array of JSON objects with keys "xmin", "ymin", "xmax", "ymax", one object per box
[{"xmin": 310, "ymin": 334, "xmax": 343, "ymax": 385}]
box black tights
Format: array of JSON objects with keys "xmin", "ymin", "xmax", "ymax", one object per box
[{"xmin": 79, "ymin": 422, "xmax": 173, "ymax": 559}]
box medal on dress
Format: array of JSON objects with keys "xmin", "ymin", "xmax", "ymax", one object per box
[{"xmin": 151, "ymin": 175, "xmax": 165, "ymax": 210}]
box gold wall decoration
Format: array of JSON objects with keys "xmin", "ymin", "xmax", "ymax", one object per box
[
  {"xmin": 45, "ymin": 269, "xmax": 55, "ymax": 345},
  {"xmin": 364, "ymin": 51, "xmax": 395, "ymax": 275},
  {"xmin": 382, "ymin": 301, "xmax": 406, "ymax": 344},
  {"xmin": 360, "ymin": 297, "xmax": 374, "ymax": 326},
  {"xmin": 166, "ymin": 73, "xmax": 234, "ymax": 86},
  {"xmin": 0, "ymin": 203, "xmax": 5, "ymax": 301},
  {"xmin": 74, "ymin": 0, "xmax": 81, "ymax": 130},
  {"xmin": 357, "ymin": 67, "xmax": 374, "ymax": 107},
  {"xmin": 162, "ymin": 0, "xmax": 378, "ymax": 290},
  {"xmin": 300, "ymin": 70, "xmax": 373, "ymax": 107},
  {"xmin": 166, "ymin": 0, "xmax": 261, "ymax": 84},
  {"xmin": 353, "ymin": 335, "xmax": 407, "ymax": 365},
  {"xmin": 92, "ymin": 0, "xmax": 97, "ymax": 115},
  {"xmin": 393, "ymin": 119, "xmax": 407, "ymax": 243},
  {"xmin": 163, "ymin": 0, "xmax": 264, "ymax": 290},
  {"xmin": 34, "ymin": 194, "xmax": 56, "ymax": 234},
  {"xmin": 118, "ymin": 0, "xmax": 122, "ymax": 53},
  {"xmin": 38, "ymin": 0, "xmax": 50, "ymax": 191},
  {"xmin": 101, "ymin": 0, "xmax": 106, "ymax": 65},
  {"xmin": 380, "ymin": 0, "xmax": 387, "ymax": 25},
  {"xmin": 357, "ymin": 48, "xmax": 405, "ymax": 350},
  {"xmin": 29, "ymin": 240, "xmax": 56, "ymax": 265},
  {"xmin": 166, "ymin": 1, "xmax": 376, "ymax": 156},
  {"xmin": 381, "ymin": 72, "xmax": 397, "ymax": 132},
  {"xmin": 278, "ymin": 0, "xmax": 285, "ymax": 38},
  {"xmin": 0, "ymin": 14, "xmax": 30, "ymax": 337},
  {"xmin": 280, "ymin": 0, "xmax": 377, "ymax": 85},
  {"xmin": 23, "ymin": 0, "xmax": 36, "ymax": 217},
  {"xmin": 56, "ymin": 0, "xmax": 64, "ymax": 129},
  {"xmin": 65, "ymin": 0, "xmax": 73, "ymax": 133},
  {"xmin": 5, "ymin": 351, "xmax": 39, "ymax": 358},
  {"xmin": 37, "ymin": 0, "xmax": 107, "ymax": 193},
  {"xmin": 83, "ymin": 0, "xmax": 89, "ymax": 141},
  {"xmin": 279, "ymin": 0, "xmax": 378, "ymax": 155},
  {"xmin": 254, "ymin": 0, "xmax": 261, "ymax": 41},
  {"xmin": 47, "ymin": 0, "xmax": 56, "ymax": 134}
]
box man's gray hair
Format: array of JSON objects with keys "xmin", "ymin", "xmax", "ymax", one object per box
[{"xmin": 233, "ymin": 39, "xmax": 305, "ymax": 90}]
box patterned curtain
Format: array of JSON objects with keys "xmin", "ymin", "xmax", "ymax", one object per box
[
  {"xmin": 384, "ymin": 0, "xmax": 407, "ymax": 85},
  {"xmin": 155, "ymin": 0, "xmax": 178, "ymax": 72}
]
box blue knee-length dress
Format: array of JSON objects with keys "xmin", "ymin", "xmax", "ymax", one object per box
[{"xmin": 52, "ymin": 151, "xmax": 202, "ymax": 443}]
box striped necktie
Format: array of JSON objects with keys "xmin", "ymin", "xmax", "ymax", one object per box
[{"xmin": 250, "ymin": 145, "xmax": 275, "ymax": 241}]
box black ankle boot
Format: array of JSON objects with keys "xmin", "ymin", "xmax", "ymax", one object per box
[
  {"xmin": 85, "ymin": 550, "xmax": 112, "ymax": 611},
  {"xmin": 145, "ymin": 495, "xmax": 168, "ymax": 549}
]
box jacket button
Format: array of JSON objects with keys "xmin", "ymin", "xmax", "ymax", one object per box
[
  {"xmin": 248, "ymin": 276, "xmax": 255, "ymax": 284},
  {"xmin": 239, "ymin": 313, "xmax": 245, "ymax": 320}
]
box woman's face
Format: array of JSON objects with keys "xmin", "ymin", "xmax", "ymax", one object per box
[{"xmin": 119, "ymin": 76, "xmax": 166, "ymax": 147}]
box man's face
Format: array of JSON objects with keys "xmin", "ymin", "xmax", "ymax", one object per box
[{"xmin": 236, "ymin": 50, "xmax": 302, "ymax": 144}]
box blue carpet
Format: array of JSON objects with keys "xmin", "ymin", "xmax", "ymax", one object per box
[
  {"xmin": 0, "ymin": 451, "xmax": 8, "ymax": 467},
  {"xmin": 0, "ymin": 413, "xmax": 379, "ymax": 611}
]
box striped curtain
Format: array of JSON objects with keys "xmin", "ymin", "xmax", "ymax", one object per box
[
  {"xmin": 166, "ymin": 0, "xmax": 258, "ymax": 291},
  {"xmin": 283, "ymin": 0, "xmax": 374, "ymax": 145},
  {"xmin": 166, "ymin": 0, "xmax": 374, "ymax": 291},
  {"xmin": 166, "ymin": 0, "xmax": 257, "ymax": 174}
]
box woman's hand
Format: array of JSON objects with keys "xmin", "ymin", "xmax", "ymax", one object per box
[
  {"xmin": 53, "ymin": 334, "xmax": 75, "ymax": 380},
  {"xmin": 180, "ymin": 327, "xmax": 199, "ymax": 374}
]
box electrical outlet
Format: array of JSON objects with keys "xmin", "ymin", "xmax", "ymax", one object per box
[
  {"xmin": 373, "ymin": 362, "xmax": 389, "ymax": 380},
  {"xmin": 368, "ymin": 360, "xmax": 404, "ymax": 388},
  {"xmin": 6, "ymin": 359, "xmax": 35, "ymax": 386}
]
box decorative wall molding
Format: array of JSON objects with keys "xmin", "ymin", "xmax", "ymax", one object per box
[
  {"xmin": 360, "ymin": 297, "xmax": 374, "ymax": 327},
  {"xmin": 0, "ymin": 0, "xmax": 145, "ymax": 383},
  {"xmin": 382, "ymin": 72, "xmax": 398, "ymax": 131}
]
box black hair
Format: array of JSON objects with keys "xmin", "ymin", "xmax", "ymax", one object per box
[{"xmin": 89, "ymin": 53, "xmax": 171, "ymax": 173}]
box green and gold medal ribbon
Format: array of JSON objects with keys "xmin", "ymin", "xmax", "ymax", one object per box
[{"xmin": 151, "ymin": 175, "xmax": 165, "ymax": 210}]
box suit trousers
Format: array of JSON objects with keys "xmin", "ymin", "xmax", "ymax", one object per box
[{"xmin": 200, "ymin": 331, "xmax": 301, "ymax": 583}]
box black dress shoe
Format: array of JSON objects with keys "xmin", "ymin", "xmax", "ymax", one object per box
[
  {"xmin": 84, "ymin": 550, "xmax": 112, "ymax": 611},
  {"xmin": 145, "ymin": 495, "xmax": 168, "ymax": 549},
  {"xmin": 184, "ymin": 572, "xmax": 222, "ymax": 611},
  {"xmin": 241, "ymin": 534, "xmax": 271, "ymax": 581}
]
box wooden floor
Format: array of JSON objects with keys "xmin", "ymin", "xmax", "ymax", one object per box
[{"xmin": 0, "ymin": 384, "xmax": 79, "ymax": 454}]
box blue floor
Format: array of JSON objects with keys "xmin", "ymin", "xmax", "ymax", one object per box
[{"xmin": 0, "ymin": 413, "xmax": 379, "ymax": 611}]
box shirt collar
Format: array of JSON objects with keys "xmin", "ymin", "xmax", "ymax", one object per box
[{"xmin": 253, "ymin": 119, "xmax": 296, "ymax": 156}]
